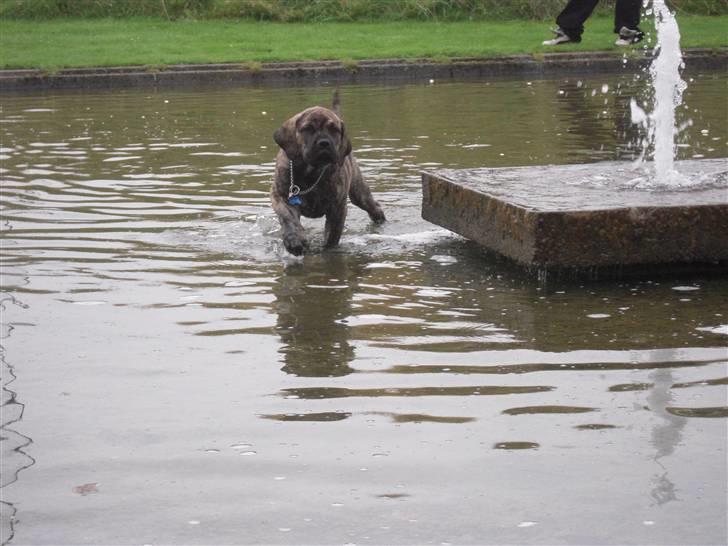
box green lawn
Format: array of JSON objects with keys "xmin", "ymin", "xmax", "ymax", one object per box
[{"xmin": 1, "ymin": 16, "xmax": 726, "ymax": 70}]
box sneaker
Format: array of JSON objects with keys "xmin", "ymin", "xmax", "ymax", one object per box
[
  {"xmin": 542, "ymin": 27, "xmax": 574, "ymax": 46},
  {"xmin": 615, "ymin": 26, "xmax": 644, "ymax": 46}
]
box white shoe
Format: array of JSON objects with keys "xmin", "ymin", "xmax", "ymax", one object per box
[
  {"xmin": 615, "ymin": 26, "xmax": 644, "ymax": 46},
  {"xmin": 542, "ymin": 27, "xmax": 573, "ymax": 46}
]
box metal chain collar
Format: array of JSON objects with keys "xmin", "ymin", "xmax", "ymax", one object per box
[{"xmin": 288, "ymin": 160, "xmax": 329, "ymax": 202}]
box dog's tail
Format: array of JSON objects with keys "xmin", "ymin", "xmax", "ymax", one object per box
[{"xmin": 332, "ymin": 89, "xmax": 342, "ymax": 118}]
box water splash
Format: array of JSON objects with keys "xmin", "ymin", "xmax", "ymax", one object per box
[
  {"xmin": 631, "ymin": 0, "xmax": 688, "ymax": 186},
  {"xmin": 651, "ymin": 0, "xmax": 688, "ymax": 182}
]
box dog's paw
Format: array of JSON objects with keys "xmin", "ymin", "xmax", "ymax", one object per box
[
  {"xmin": 370, "ymin": 207, "xmax": 386, "ymax": 225},
  {"xmin": 283, "ymin": 233, "xmax": 308, "ymax": 256}
]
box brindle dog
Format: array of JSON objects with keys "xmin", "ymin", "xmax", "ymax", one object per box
[{"xmin": 271, "ymin": 92, "xmax": 385, "ymax": 256}]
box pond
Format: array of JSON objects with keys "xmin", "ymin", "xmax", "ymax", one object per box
[{"xmin": 1, "ymin": 72, "xmax": 726, "ymax": 545}]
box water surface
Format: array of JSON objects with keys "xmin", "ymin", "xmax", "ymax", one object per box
[{"xmin": 1, "ymin": 72, "xmax": 727, "ymax": 545}]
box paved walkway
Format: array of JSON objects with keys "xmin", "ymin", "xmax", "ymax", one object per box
[{"xmin": 1, "ymin": 49, "xmax": 725, "ymax": 91}]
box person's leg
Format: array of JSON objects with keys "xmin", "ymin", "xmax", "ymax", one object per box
[
  {"xmin": 556, "ymin": 0, "xmax": 601, "ymax": 41},
  {"xmin": 614, "ymin": 0, "xmax": 641, "ymax": 33},
  {"xmin": 614, "ymin": 0, "xmax": 644, "ymax": 45}
]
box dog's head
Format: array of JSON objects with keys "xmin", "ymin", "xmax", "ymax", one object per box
[{"xmin": 274, "ymin": 106, "xmax": 352, "ymax": 167}]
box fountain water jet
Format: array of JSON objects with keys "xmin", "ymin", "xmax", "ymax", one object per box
[
  {"xmin": 632, "ymin": 0, "xmax": 689, "ymax": 186},
  {"xmin": 421, "ymin": 2, "xmax": 727, "ymax": 276}
]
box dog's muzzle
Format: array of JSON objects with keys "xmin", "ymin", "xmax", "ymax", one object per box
[{"xmin": 313, "ymin": 137, "xmax": 336, "ymax": 162}]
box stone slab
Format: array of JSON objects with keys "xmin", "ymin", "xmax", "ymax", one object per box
[
  {"xmin": 421, "ymin": 159, "xmax": 728, "ymax": 271},
  {"xmin": 1, "ymin": 49, "xmax": 725, "ymax": 92}
]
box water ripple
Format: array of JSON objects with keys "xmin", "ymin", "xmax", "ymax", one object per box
[{"xmin": 1, "ymin": 76, "xmax": 727, "ymax": 545}]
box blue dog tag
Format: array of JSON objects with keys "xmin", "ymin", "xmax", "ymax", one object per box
[{"xmin": 288, "ymin": 195, "xmax": 302, "ymax": 206}]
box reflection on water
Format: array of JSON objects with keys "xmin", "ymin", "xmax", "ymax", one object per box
[
  {"xmin": 665, "ymin": 406, "xmax": 728, "ymax": 418},
  {"xmin": 261, "ymin": 411, "xmax": 352, "ymax": 422},
  {"xmin": 273, "ymin": 256, "xmax": 362, "ymax": 377},
  {"xmin": 281, "ymin": 384, "xmax": 554, "ymax": 399},
  {"xmin": 494, "ymin": 441, "xmax": 540, "ymax": 450},
  {"xmin": 1, "ymin": 73, "xmax": 727, "ymax": 545},
  {"xmin": 647, "ymin": 365, "xmax": 686, "ymax": 507},
  {"xmin": 0, "ymin": 298, "xmax": 35, "ymax": 546},
  {"xmin": 502, "ymin": 405, "xmax": 596, "ymax": 415}
]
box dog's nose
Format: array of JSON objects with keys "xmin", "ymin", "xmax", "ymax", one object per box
[{"xmin": 318, "ymin": 139, "xmax": 331, "ymax": 149}]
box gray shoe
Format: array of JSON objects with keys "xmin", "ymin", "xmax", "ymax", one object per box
[
  {"xmin": 615, "ymin": 26, "xmax": 644, "ymax": 46},
  {"xmin": 543, "ymin": 27, "xmax": 573, "ymax": 46}
]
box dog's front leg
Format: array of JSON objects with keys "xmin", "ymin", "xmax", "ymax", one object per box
[
  {"xmin": 272, "ymin": 194, "xmax": 307, "ymax": 256},
  {"xmin": 324, "ymin": 202, "xmax": 348, "ymax": 249},
  {"xmin": 349, "ymin": 172, "xmax": 386, "ymax": 224}
]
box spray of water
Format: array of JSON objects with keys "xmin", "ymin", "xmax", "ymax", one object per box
[
  {"xmin": 631, "ymin": 0, "xmax": 688, "ymax": 185},
  {"xmin": 650, "ymin": 0, "xmax": 687, "ymax": 181}
]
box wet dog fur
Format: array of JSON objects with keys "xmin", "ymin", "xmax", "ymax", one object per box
[{"xmin": 271, "ymin": 92, "xmax": 385, "ymax": 256}]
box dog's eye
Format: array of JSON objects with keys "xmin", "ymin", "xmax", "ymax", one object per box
[
  {"xmin": 327, "ymin": 122, "xmax": 340, "ymax": 134},
  {"xmin": 300, "ymin": 125, "xmax": 314, "ymax": 133}
]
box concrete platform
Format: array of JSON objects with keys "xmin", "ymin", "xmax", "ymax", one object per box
[
  {"xmin": 421, "ymin": 159, "xmax": 728, "ymax": 272},
  {"xmin": 1, "ymin": 49, "xmax": 725, "ymax": 92}
]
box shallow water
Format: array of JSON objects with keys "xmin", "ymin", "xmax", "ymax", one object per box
[{"xmin": 1, "ymin": 72, "xmax": 727, "ymax": 545}]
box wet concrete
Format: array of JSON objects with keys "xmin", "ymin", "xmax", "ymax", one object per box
[
  {"xmin": 1, "ymin": 49, "xmax": 726, "ymax": 92},
  {"xmin": 422, "ymin": 159, "xmax": 728, "ymax": 272}
]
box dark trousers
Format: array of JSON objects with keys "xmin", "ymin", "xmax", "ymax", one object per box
[{"xmin": 556, "ymin": 0, "xmax": 641, "ymax": 40}]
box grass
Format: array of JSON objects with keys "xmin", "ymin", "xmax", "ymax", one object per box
[
  {"xmin": 1, "ymin": 0, "xmax": 725, "ymax": 20},
  {"xmin": 0, "ymin": 15, "xmax": 726, "ymax": 70}
]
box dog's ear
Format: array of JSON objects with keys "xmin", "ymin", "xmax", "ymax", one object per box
[
  {"xmin": 273, "ymin": 115, "xmax": 302, "ymax": 160},
  {"xmin": 338, "ymin": 121, "xmax": 352, "ymax": 165}
]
